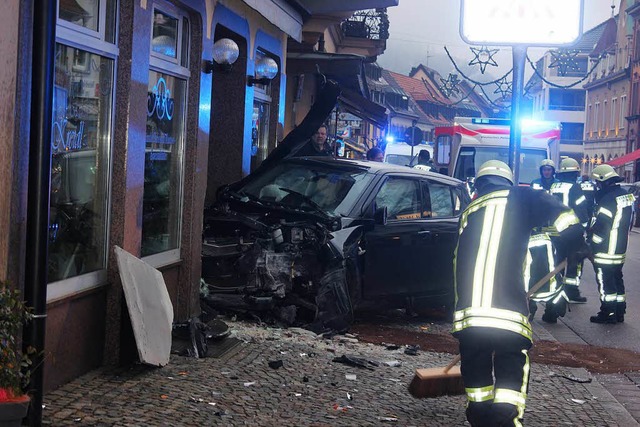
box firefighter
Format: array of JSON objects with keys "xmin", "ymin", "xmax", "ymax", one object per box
[
  {"xmin": 580, "ymin": 174, "xmax": 597, "ymax": 220},
  {"xmin": 524, "ymin": 232, "xmax": 567, "ymax": 324},
  {"xmin": 550, "ymin": 158, "xmax": 592, "ymax": 303},
  {"xmin": 454, "ymin": 160, "xmax": 585, "ymax": 427},
  {"xmin": 530, "ymin": 159, "xmax": 558, "ymax": 191},
  {"xmin": 589, "ymin": 164, "xmax": 635, "ymax": 324},
  {"xmin": 528, "ymin": 159, "xmax": 565, "ymax": 323}
]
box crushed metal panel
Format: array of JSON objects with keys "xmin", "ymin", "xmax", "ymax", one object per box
[{"xmin": 115, "ymin": 246, "xmax": 174, "ymax": 367}]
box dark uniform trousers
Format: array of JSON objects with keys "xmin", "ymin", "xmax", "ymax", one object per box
[
  {"xmin": 459, "ymin": 329, "xmax": 531, "ymax": 427},
  {"xmin": 594, "ymin": 264, "xmax": 625, "ymax": 318}
]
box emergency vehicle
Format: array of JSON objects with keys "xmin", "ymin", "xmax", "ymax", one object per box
[{"xmin": 433, "ymin": 117, "xmax": 561, "ymax": 185}]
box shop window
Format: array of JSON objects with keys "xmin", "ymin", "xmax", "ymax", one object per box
[
  {"xmin": 143, "ymin": 2, "xmax": 190, "ymax": 261},
  {"xmin": 49, "ymin": 44, "xmax": 114, "ymax": 282},
  {"xmin": 142, "ymin": 72, "xmax": 187, "ymax": 257}
]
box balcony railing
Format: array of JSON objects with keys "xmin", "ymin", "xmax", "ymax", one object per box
[{"xmin": 341, "ymin": 8, "xmax": 390, "ymax": 41}]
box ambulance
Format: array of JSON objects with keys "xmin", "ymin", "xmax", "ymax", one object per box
[{"xmin": 433, "ymin": 117, "xmax": 561, "ymax": 185}]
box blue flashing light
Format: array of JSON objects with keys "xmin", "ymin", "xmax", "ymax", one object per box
[{"xmin": 385, "ymin": 135, "xmax": 395, "ymax": 143}]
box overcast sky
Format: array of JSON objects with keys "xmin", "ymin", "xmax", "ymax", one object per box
[{"xmin": 377, "ymin": 0, "xmax": 617, "ymax": 82}]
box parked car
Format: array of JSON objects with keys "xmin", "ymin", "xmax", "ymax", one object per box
[{"xmin": 202, "ymin": 157, "xmax": 470, "ymax": 332}]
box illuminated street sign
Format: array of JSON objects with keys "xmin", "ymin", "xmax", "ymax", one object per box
[{"xmin": 460, "ymin": 0, "xmax": 584, "ymax": 46}]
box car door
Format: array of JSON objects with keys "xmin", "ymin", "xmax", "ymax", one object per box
[
  {"xmin": 418, "ymin": 180, "xmax": 463, "ymax": 297},
  {"xmin": 363, "ymin": 176, "xmax": 431, "ymax": 298}
]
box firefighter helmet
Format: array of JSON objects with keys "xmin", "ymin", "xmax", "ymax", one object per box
[
  {"xmin": 591, "ymin": 164, "xmax": 620, "ymax": 182},
  {"xmin": 558, "ymin": 158, "xmax": 580, "ymax": 172},
  {"xmin": 540, "ymin": 159, "xmax": 555, "ymax": 170},
  {"xmin": 476, "ymin": 160, "xmax": 514, "ymax": 185}
]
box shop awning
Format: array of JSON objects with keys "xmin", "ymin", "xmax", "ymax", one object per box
[
  {"xmin": 606, "ymin": 149, "xmax": 640, "ymax": 167},
  {"xmin": 338, "ymin": 88, "xmax": 388, "ymax": 129},
  {"xmin": 243, "ymin": 0, "xmax": 303, "ymax": 41}
]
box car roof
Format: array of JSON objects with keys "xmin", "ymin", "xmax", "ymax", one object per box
[{"xmin": 284, "ymin": 156, "xmax": 463, "ymax": 186}]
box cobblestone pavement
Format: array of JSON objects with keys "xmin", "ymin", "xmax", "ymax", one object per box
[{"xmin": 43, "ymin": 320, "xmax": 638, "ymax": 426}]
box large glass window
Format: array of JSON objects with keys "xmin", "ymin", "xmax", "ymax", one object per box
[
  {"xmin": 142, "ymin": 72, "xmax": 187, "ymax": 257},
  {"xmin": 49, "ymin": 44, "xmax": 114, "ymax": 282}
]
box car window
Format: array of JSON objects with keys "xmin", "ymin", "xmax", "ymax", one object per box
[
  {"xmin": 423, "ymin": 181, "xmax": 454, "ymax": 217},
  {"xmin": 375, "ymin": 177, "xmax": 421, "ymax": 220}
]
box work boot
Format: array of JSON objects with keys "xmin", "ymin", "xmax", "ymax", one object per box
[
  {"xmin": 528, "ymin": 300, "xmax": 538, "ymax": 321},
  {"xmin": 565, "ymin": 285, "xmax": 587, "ymax": 303},
  {"xmin": 541, "ymin": 311, "xmax": 557, "ymax": 324},
  {"xmin": 590, "ymin": 312, "xmax": 617, "ymax": 324}
]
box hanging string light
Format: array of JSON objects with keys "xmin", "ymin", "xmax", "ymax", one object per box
[
  {"xmin": 493, "ymin": 76, "xmax": 512, "ymax": 100},
  {"xmin": 439, "ymin": 73, "xmax": 461, "ymax": 98},
  {"xmin": 468, "ymin": 46, "xmax": 500, "ymax": 74},
  {"xmin": 547, "ymin": 49, "xmax": 581, "ymax": 76}
]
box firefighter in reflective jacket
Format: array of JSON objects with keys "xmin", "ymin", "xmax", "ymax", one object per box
[
  {"xmin": 528, "ymin": 159, "xmax": 565, "ymax": 323},
  {"xmin": 550, "ymin": 158, "xmax": 592, "ymax": 303},
  {"xmin": 589, "ymin": 164, "xmax": 635, "ymax": 324},
  {"xmin": 454, "ymin": 160, "xmax": 585, "ymax": 427},
  {"xmin": 525, "ymin": 232, "xmax": 567, "ymax": 324},
  {"xmin": 530, "ymin": 159, "xmax": 558, "ymax": 191}
]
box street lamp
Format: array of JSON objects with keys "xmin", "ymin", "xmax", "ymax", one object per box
[
  {"xmin": 247, "ymin": 56, "xmax": 279, "ymax": 87},
  {"xmin": 203, "ymin": 38, "xmax": 240, "ymax": 74}
]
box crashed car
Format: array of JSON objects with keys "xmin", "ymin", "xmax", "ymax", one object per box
[{"xmin": 202, "ymin": 156, "xmax": 470, "ymax": 332}]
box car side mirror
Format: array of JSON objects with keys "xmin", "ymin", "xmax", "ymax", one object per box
[{"xmin": 374, "ymin": 206, "xmax": 388, "ymax": 226}]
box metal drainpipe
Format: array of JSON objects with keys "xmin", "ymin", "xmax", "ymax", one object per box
[{"xmin": 23, "ymin": 0, "xmax": 56, "ymax": 425}]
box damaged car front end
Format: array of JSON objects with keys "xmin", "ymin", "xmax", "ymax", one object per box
[{"xmin": 202, "ymin": 160, "xmax": 372, "ymax": 332}]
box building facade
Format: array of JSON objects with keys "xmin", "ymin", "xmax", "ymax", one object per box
[
  {"xmin": 0, "ymin": 0, "xmax": 397, "ymax": 395},
  {"xmin": 584, "ymin": 1, "xmax": 635, "ymax": 179}
]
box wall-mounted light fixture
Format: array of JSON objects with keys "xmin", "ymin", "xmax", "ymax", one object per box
[
  {"xmin": 247, "ymin": 56, "xmax": 279, "ymax": 87},
  {"xmin": 203, "ymin": 38, "xmax": 240, "ymax": 74}
]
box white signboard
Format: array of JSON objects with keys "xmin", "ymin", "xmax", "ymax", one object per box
[{"xmin": 460, "ymin": 0, "xmax": 584, "ymax": 46}]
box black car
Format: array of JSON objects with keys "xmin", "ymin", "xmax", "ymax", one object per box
[{"xmin": 202, "ymin": 157, "xmax": 470, "ymax": 331}]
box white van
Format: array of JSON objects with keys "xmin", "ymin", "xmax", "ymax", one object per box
[{"xmin": 383, "ymin": 142, "xmax": 433, "ymax": 167}]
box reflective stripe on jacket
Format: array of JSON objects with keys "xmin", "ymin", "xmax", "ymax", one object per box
[
  {"xmin": 453, "ymin": 187, "xmax": 582, "ymax": 341},
  {"xmin": 591, "ymin": 186, "xmax": 635, "ymax": 265}
]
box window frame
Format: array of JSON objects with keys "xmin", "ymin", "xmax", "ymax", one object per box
[
  {"xmin": 141, "ymin": 1, "xmax": 191, "ymax": 268},
  {"xmin": 149, "ymin": 1, "xmax": 191, "ymax": 77},
  {"xmin": 373, "ymin": 176, "xmax": 423, "ymax": 222},
  {"xmin": 48, "ymin": 0, "xmax": 119, "ymax": 301},
  {"xmin": 620, "ymin": 95, "xmax": 627, "ymax": 130}
]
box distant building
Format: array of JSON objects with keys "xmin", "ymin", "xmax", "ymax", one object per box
[
  {"xmin": 583, "ymin": 1, "xmax": 634, "ymax": 180},
  {"xmin": 526, "ymin": 18, "xmax": 610, "ymax": 170}
]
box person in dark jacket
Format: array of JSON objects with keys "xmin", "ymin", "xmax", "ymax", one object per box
[
  {"xmin": 292, "ymin": 125, "xmax": 333, "ymax": 157},
  {"xmin": 366, "ymin": 147, "xmax": 384, "ymax": 162},
  {"xmin": 550, "ymin": 158, "xmax": 592, "ymax": 303},
  {"xmin": 589, "ymin": 164, "xmax": 635, "ymax": 324},
  {"xmin": 454, "ymin": 160, "xmax": 585, "ymax": 427},
  {"xmin": 530, "ymin": 159, "xmax": 558, "ymax": 191},
  {"xmin": 580, "ymin": 174, "xmax": 596, "ymax": 219}
]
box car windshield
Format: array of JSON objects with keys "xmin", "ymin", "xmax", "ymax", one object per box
[
  {"xmin": 453, "ymin": 147, "xmax": 547, "ymax": 185},
  {"xmin": 237, "ymin": 162, "xmax": 373, "ymax": 217}
]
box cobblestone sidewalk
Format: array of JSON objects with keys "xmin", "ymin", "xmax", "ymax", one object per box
[{"xmin": 43, "ymin": 320, "xmax": 637, "ymax": 426}]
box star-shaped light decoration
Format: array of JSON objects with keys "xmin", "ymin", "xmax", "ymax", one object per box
[
  {"xmin": 468, "ymin": 46, "xmax": 499, "ymax": 74},
  {"xmin": 548, "ymin": 49, "xmax": 580, "ymax": 76},
  {"xmin": 493, "ymin": 77, "xmax": 512, "ymax": 100},
  {"xmin": 439, "ymin": 73, "xmax": 461, "ymax": 98}
]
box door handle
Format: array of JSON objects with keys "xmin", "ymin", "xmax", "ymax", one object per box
[{"xmin": 417, "ymin": 230, "xmax": 432, "ymax": 239}]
